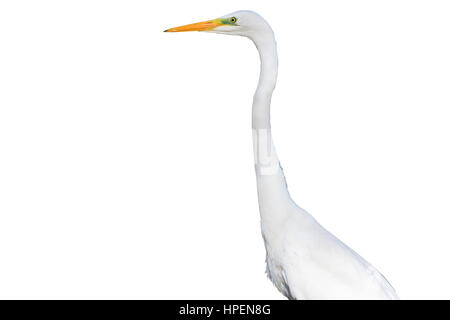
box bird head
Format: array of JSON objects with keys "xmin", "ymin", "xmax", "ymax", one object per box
[{"xmin": 164, "ymin": 10, "xmax": 271, "ymax": 39}]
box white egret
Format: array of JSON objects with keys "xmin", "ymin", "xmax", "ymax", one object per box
[{"xmin": 165, "ymin": 10, "xmax": 398, "ymax": 300}]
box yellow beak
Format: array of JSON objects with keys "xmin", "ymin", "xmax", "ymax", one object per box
[{"xmin": 164, "ymin": 19, "xmax": 223, "ymax": 32}]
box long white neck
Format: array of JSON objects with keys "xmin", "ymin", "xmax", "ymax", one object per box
[
  {"xmin": 250, "ymin": 30, "xmax": 293, "ymax": 228},
  {"xmin": 251, "ymin": 30, "xmax": 280, "ymax": 175},
  {"xmin": 251, "ymin": 32, "xmax": 278, "ymax": 130}
]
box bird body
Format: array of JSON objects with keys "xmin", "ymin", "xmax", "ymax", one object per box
[
  {"xmin": 166, "ymin": 10, "xmax": 398, "ymax": 300},
  {"xmin": 257, "ymin": 169, "xmax": 398, "ymax": 299}
]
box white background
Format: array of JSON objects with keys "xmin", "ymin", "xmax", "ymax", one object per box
[{"xmin": 0, "ymin": 1, "xmax": 449, "ymax": 299}]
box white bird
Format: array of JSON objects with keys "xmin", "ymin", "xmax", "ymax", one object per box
[{"xmin": 165, "ymin": 10, "xmax": 398, "ymax": 300}]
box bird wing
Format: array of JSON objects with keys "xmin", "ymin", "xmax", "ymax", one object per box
[{"xmin": 280, "ymin": 212, "xmax": 398, "ymax": 300}]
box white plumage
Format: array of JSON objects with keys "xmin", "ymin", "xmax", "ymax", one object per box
[{"xmin": 166, "ymin": 10, "xmax": 398, "ymax": 300}]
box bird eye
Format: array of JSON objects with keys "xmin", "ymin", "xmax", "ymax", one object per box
[{"xmin": 230, "ymin": 17, "xmax": 237, "ymax": 23}]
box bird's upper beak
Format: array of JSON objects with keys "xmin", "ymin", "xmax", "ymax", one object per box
[{"xmin": 164, "ymin": 19, "xmax": 224, "ymax": 32}]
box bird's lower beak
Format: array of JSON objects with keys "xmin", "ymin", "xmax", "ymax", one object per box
[{"xmin": 164, "ymin": 19, "xmax": 223, "ymax": 32}]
